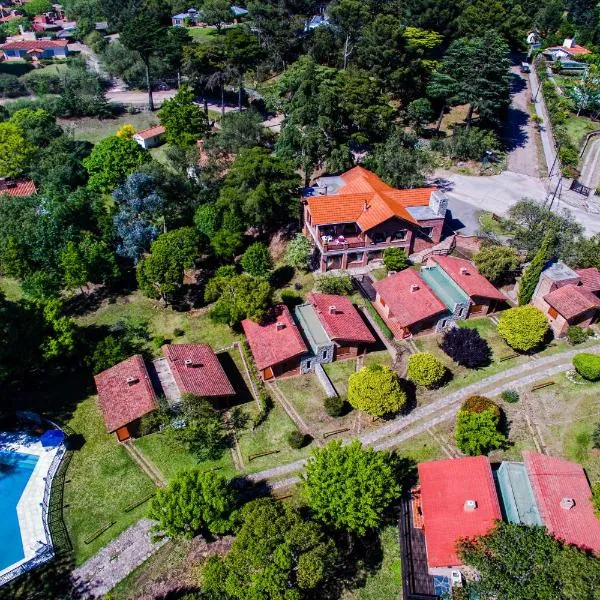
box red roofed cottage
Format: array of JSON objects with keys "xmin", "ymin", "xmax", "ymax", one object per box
[
  {"xmin": 242, "ymin": 304, "xmax": 308, "ymax": 380},
  {"xmin": 417, "ymin": 457, "xmax": 502, "ymax": 574},
  {"xmin": 0, "ymin": 39, "xmax": 69, "ymax": 60},
  {"xmin": 94, "ymin": 355, "xmax": 158, "ymax": 441},
  {"xmin": 133, "ymin": 125, "xmax": 166, "ymax": 149}
]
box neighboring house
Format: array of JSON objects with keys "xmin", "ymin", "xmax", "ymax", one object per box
[
  {"xmin": 0, "ymin": 178, "xmax": 37, "ymax": 197},
  {"xmin": 32, "ymin": 14, "xmax": 61, "ymax": 32},
  {"xmin": 231, "ymin": 5, "xmax": 248, "ymax": 18},
  {"xmin": 242, "ymin": 304, "xmax": 309, "ymax": 380},
  {"xmin": 294, "ymin": 292, "xmax": 376, "ymax": 371},
  {"xmin": 373, "ymin": 269, "xmax": 447, "ymax": 340},
  {"xmin": 158, "ymin": 343, "xmax": 235, "ymax": 405},
  {"xmin": 372, "ymin": 257, "xmax": 505, "ymax": 339},
  {"xmin": 303, "ymin": 166, "xmax": 448, "ymax": 272},
  {"xmin": 171, "ymin": 7, "xmax": 199, "ymax": 26},
  {"xmin": 532, "ymin": 261, "xmax": 600, "ymax": 337},
  {"xmin": 94, "ymin": 355, "xmax": 158, "ymax": 442},
  {"xmin": 305, "ymin": 14, "xmax": 329, "ymax": 31},
  {"xmin": 133, "ymin": 125, "xmax": 166, "ymax": 149},
  {"xmin": 0, "ymin": 39, "xmax": 69, "ymax": 60},
  {"xmin": 544, "ymin": 38, "xmax": 591, "ymax": 60}
]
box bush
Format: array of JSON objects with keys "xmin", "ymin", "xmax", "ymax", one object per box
[
  {"xmin": 501, "ymin": 389, "xmax": 519, "ymax": 404},
  {"xmin": 287, "ymin": 429, "xmax": 306, "ymax": 449},
  {"xmin": 455, "ymin": 408, "xmax": 506, "ymax": 455},
  {"xmin": 497, "ymin": 306, "xmax": 549, "ymax": 352},
  {"xmin": 383, "ymin": 247, "xmax": 409, "ymax": 272},
  {"xmin": 567, "ymin": 326, "xmax": 587, "ymax": 345},
  {"xmin": 441, "ymin": 327, "xmax": 491, "ymax": 368},
  {"xmin": 347, "ymin": 364, "xmax": 406, "ymax": 416},
  {"xmin": 20, "ymin": 70, "xmax": 62, "ymax": 95},
  {"xmin": 152, "ymin": 335, "xmax": 168, "ymax": 349},
  {"xmin": 173, "ymin": 327, "xmax": 185, "ymax": 338},
  {"xmin": 461, "ymin": 396, "xmax": 501, "ymax": 418},
  {"xmin": 240, "ymin": 242, "xmax": 272, "ymax": 277},
  {"xmin": 0, "ymin": 74, "xmax": 26, "ymax": 98},
  {"xmin": 592, "ymin": 424, "xmax": 600, "ymax": 449},
  {"xmin": 315, "ymin": 274, "xmax": 353, "ymax": 295},
  {"xmin": 592, "ymin": 483, "xmax": 600, "ymax": 516},
  {"xmin": 473, "ymin": 245, "xmax": 520, "ymax": 285},
  {"xmin": 324, "ymin": 395, "xmax": 346, "ymax": 417},
  {"xmin": 406, "ymin": 352, "xmax": 446, "ymax": 387},
  {"xmin": 285, "ymin": 233, "xmax": 312, "ymax": 271},
  {"xmin": 442, "ymin": 127, "xmax": 500, "ymax": 161},
  {"xmin": 572, "ymin": 353, "xmax": 600, "ymax": 381}
]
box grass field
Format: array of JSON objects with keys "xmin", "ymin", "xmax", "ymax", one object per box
[
  {"xmin": 188, "ymin": 26, "xmax": 219, "ymax": 43},
  {"xmin": 58, "ymin": 113, "xmax": 161, "ymax": 144},
  {"xmin": 565, "ymin": 114, "xmax": 597, "ymax": 151},
  {"xmin": 63, "ymin": 397, "xmax": 156, "ymax": 564}
]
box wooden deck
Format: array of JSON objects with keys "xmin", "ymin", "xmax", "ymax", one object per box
[{"xmin": 399, "ymin": 495, "xmax": 437, "ymax": 599}]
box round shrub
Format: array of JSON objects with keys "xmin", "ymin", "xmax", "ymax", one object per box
[
  {"xmin": 287, "ymin": 429, "xmax": 306, "ymax": 449},
  {"xmin": 461, "ymin": 395, "xmax": 501, "ymax": 418},
  {"xmin": 497, "ymin": 306, "xmax": 549, "ymax": 352},
  {"xmin": 573, "ymin": 353, "xmax": 600, "ymax": 381},
  {"xmin": 173, "ymin": 327, "xmax": 185, "ymax": 338},
  {"xmin": 441, "ymin": 327, "xmax": 491, "ymax": 368},
  {"xmin": 383, "ymin": 247, "xmax": 409, "ymax": 272},
  {"xmin": 347, "ymin": 364, "xmax": 406, "ymax": 417},
  {"xmin": 455, "ymin": 408, "xmax": 506, "ymax": 456},
  {"xmin": 406, "ymin": 352, "xmax": 446, "ymax": 388},
  {"xmin": 567, "ymin": 326, "xmax": 587, "ymax": 345},
  {"xmin": 592, "ymin": 424, "xmax": 600, "ymax": 450},
  {"xmin": 501, "ymin": 389, "xmax": 519, "ymax": 404},
  {"xmin": 324, "ymin": 395, "xmax": 346, "ymax": 417}
]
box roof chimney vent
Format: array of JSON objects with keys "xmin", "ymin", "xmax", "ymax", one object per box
[
  {"xmin": 329, "ymin": 305, "xmax": 337, "ymax": 315},
  {"xmin": 563, "ymin": 37, "xmax": 574, "ymax": 48},
  {"xmin": 275, "ymin": 321, "xmax": 286, "ymax": 331},
  {"xmin": 388, "ymin": 270, "xmax": 397, "ymax": 277},
  {"xmin": 184, "ymin": 359, "xmax": 200, "ymax": 368},
  {"xmin": 560, "ymin": 497, "xmax": 575, "ymax": 510},
  {"xmin": 125, "ymin": 376, "xmax": 139, "ymax": 386},
  {"xmin": 410, "ymin": 284, "xmax": 420, "ymax": 292},
  {"xmin": 460, "ymin": 267, "xmax": 469, "ymax": 275},
  {"xmin": 464, "ymin": 499, "xmax": 477, "ymax": 512}
]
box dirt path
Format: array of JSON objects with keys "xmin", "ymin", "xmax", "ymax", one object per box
[{"xmin": 123, "ymin": 441, "xmax": 167, "ymax": 487}]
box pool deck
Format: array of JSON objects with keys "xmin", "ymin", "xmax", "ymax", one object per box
[{"xmin": 0, "ymin": 432, "xmax": 62, "ymax": 583}]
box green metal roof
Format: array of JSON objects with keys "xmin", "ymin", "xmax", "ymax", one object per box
[
  {"xmin": 420, "ymin": 264, "xmax": 470, "ymax": 310},
  {"xmin": 494, "ymin": 462, "xmax": 541, "ymax": 526},
  {"xmin": 294, "ymin": 303, "xmax": 331, "ymax": 353}
]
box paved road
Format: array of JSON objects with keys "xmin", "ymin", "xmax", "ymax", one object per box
[
  {"xmin": 580, "ymin": 136, "xmax": 600, "ymax": 190},
  {"xmin": 505, "ymin": 66, "xmax": 539, "ymax": 178}
]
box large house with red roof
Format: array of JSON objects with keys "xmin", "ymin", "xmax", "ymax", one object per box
[
  {"xmin": 0, "ymin": 39, "xmax": 69, "ymax": 60},
  {"xmin": 543, "ymin": 38, "xmax": 591, "ymax": 61},
  {"xmin": 242, "ymin": 304, "xmax": 309, "ymax": 380},
  {"xmin": 0, "ymin": 179, "xmax": 37, "ymax": 197},
  {"xmin": 303, "ymin": 167, "xmax": 448, "ymax": 272},
  {"xmin": 95, "ymin": 344, "xmax": 235, "ymax": 440},
  {"xmin": 94, "ymin": 355, "xmax": 158, "ymax": 442},
  {"xmin": 532, "ymin": 261, "xmax": 600, "ymax": 337},
  {"xmin": 372, "ymin": 256, "xmax": 505, "ymax": 339}
]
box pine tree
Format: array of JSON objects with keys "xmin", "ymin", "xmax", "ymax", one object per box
[{"xmin": 518, "ymin": 229, "xmax": 557, "ymax": 305}]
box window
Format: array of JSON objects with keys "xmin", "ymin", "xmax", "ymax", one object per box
[
  {"xmin": 393, "ymin": 230, "xmax": 408, "ymax": 241},
  {"xmin": 548, "ymin": 306, "xmax": 559, "ymax": 319},
  {"xmin": 420, "ymin": 227, "xmax": 433, "ymax": 238},
  {"xmin": 372, "ymin": 233, "xmax": 385, "ymax": 244}
]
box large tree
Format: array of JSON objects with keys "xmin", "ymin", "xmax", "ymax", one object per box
[
  {"xmin": 459, "ymin": 522, "xmax": 600, "ymax": 599},
  {"xmin": 202, "ymin": 498, "xmax": 337, "ymax": 598},
  {"xmin": 303, "ymin": 440, "xmax": 402, "ymax": 536},
  {"xmin": 158, "ymin": 84, "xmax": 208, "ymax": 147},
  {"xmin": 0, "ymin": 122, "xmax": 35, "ymax": 178},
  {"xmin": 347, "ymin": 364, "xmax": 406, "ymax": 417}
]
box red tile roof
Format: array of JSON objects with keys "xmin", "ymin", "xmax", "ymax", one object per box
[
  {"xmin": 418, "ymin": 457, "xmax": 502, "ymax": 568},
  {"xmin": 576, "ymin": 268, "xmax": 600, "ymax": 292},
  {"xmin": 0, "ymin": 179, "xmax": 37, "ymax": 197},
  {"xmin": 431, "ymin": 255, "xmax": 506, "ymax": 301},
  {"xmin": 524, "ymin": 452, "xmax": 600, "ymax": 554},
  {"xmin": 306, "ymin": 166, "xmax": 435, "ymax": 230},
  {"xmin": 94, "ymin": 355, "xmax": 158, "ymax": 433},
  {"xmin": 0, "ymin": 39, "xmax": 68, "ymax": 50},
  {"xmin": 242, "ymin": 304, "xmax": 308, "ymax": 371},
  {"xmin": 134, "ymin": 125, "xmax": 165, "ymax": 140},
  {"xmin": 162, "ymin": 343, "xmax": 235, "ymax": 397},
  {"xmin": 547, "ymin": 44, "xmax": 591, "ymax": 56},
  {"xmin": 306, "ymin": 292, "xmax": 376, "ymax": 345},
  {"xmin": 373, "ymin": 269, "xmax": 447, "ymax": 328},
  {"xmin": 544, "ymin": 283, "xmax": 600, "ymax": 320}
]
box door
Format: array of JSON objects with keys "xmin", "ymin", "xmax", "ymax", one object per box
[
  {"xmin": 470, "ymin": 304, "xmax": 485, "ymax": 314},
  {"xmin": 116, "ymin": 426, "xmax": 131, "ymax": 442},
  {"xmin": 263, "ymin": 366, "xmax": 274, "ymax": 380}
]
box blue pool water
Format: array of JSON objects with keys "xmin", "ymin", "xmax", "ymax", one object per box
[{"xmin": 0, "ymin": 450, "xmax": 39, "ymax": 572}]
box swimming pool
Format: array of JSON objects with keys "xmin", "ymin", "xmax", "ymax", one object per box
[{"xmin": 0, "ymin": 450, "xmax": 39, "ymax": 572}]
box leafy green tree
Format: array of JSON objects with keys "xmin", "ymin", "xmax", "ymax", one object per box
[
  {"xmin": 213, "ymin": 109, "xmax": 266, "ymax": 153},
  {"xmin": 119, "ymin": 15, "xmax": 167, "ymax": 111},
  {"xmin": 10, "ymin": 108, "xmax": 62, "ymax": 148},
  {"xmin": 23, "ymin": 0, "xmax": 52, "ymax": 16},
  {"xmin": 61, "ymin": 241, "xmax": 89, "ymax": 292},
  {"xmin": 518, "ymin": 229, "xmax": 557, "ymax": 305},
  {"xmin": 217, "ymin": 147, "xmax": 300, "ymax": 232},
  {"xmin": 205, "ymin": 271, "xmax": 273, "ymax": 325},
  {"xmin": 406, "ymin": 352, "xmax": 446, "ymax": 387},
  {"xmin": 474, "ymin": 245, "xmax": 520, "ymax": 285},
  {"xmin": 173, "ymin": 394, "xmax": 229, "ymax": 460},
  {"xmin": 285, "ymin": 234, "xmax": 312, "ymax": 271},
  {"xmin": 347, "ymin": 364, "xmax": 406, "ymax": 417},
  {"xmin": 158, "ymin": 85, "xmax": 209, "ymax": 147},
  {"xmin": 315, "ymin": 274, "xmax": 353, "ymax": 295},
  {"xmin": 163, "ymin": 26, "xmax": 193, "ymax": 87},
  {"xmin": 39, "ymin": 298, "xmax": 77, "ymax": 360},
  {"xmin": 455, "ymin": 407, "xmax": 506, "ymax": 455},
  {"xmin": 428, "ymin": 32, "xmax": 510, "ymax": 126},
  {"xmin": 329, "ymin": 0, "xmax": 369, "ymax": 69},
  {"xmin": 211, "ymin": 229, "xmax": 244, "ymax": 260},
  {"xmin": 0, "ymin": 122, "xmax": 35, "ymax": 177},
  {"xmin": 365, "ymin": 130, "xmax": 435, "ymax": 189},
  {"xmin": 149, "ymin": 469, "xmax": 237, "ymax": 539},
  {"xmin": 406, "ymin": 98, "xmax": 434, "ymax": 134},
  {"xmin": 383, "ymin": 247, "xmax": 409, "ymax": 272},
  {"xmin": 22, "ymin": 270, "xmax": 62, "ymax": 301},
  {"xmin": 90, "ymin": 335, "xmax": 132, "ymax": 374},
  {"xmin": 202, "ymin": 498, "xmax": 337, "ymax": 598},
  {"xmin": 240, "ymin": 242, "xmax": 272, "ymax": 277},
  {"xmin": 202, "ymin": 0, "xmax": 232, "ymax": 32},
  {"xmin": 459, "ymin": 522, "xmax": 600, "ymax": 599},
  {"xmin": 137, "ymin": 227, "xmax": 200, "ymax": 303},
  {"xmin": 84, "ymin": 135, "xmax": 150, "ymax": 193},
  {"xmin": 303, "ymin": 440, "xmax": 401, "ymax": 535},
  {"xmin": 497, "ymin": 306, "xmax": 549, "ymax": 352}
]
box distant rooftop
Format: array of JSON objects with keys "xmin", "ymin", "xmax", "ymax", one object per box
[
  {"xmin": 495, "ymin": 462, "xmax": 541, "ymax": 526},
  {"xmin": 543, "ymin": 261, "xmax": 579, "ymax": 282}
]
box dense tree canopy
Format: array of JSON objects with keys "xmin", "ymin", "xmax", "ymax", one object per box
[{"xmin": 158, "ymin": 85, "xmax": 209, "ymax": 147}]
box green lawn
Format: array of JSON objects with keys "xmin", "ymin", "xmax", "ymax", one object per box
[
  {"xmin": 58, "ymin": 113, "xmax": 161, "ymax": 144},
  {"xmin": 63, "ymin": 397, "xmax": 156, "ymax": 564},
  {"xmin": 324, "ymin": 358, "xmax": 357, "ymax": 396},
  {"xmin": 188, "ymin": 26, "xmax": 219, "ymax": 43},
  {"xmin": 564, "ymin": 114, "xmax": 597, "ymax": 150}
]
